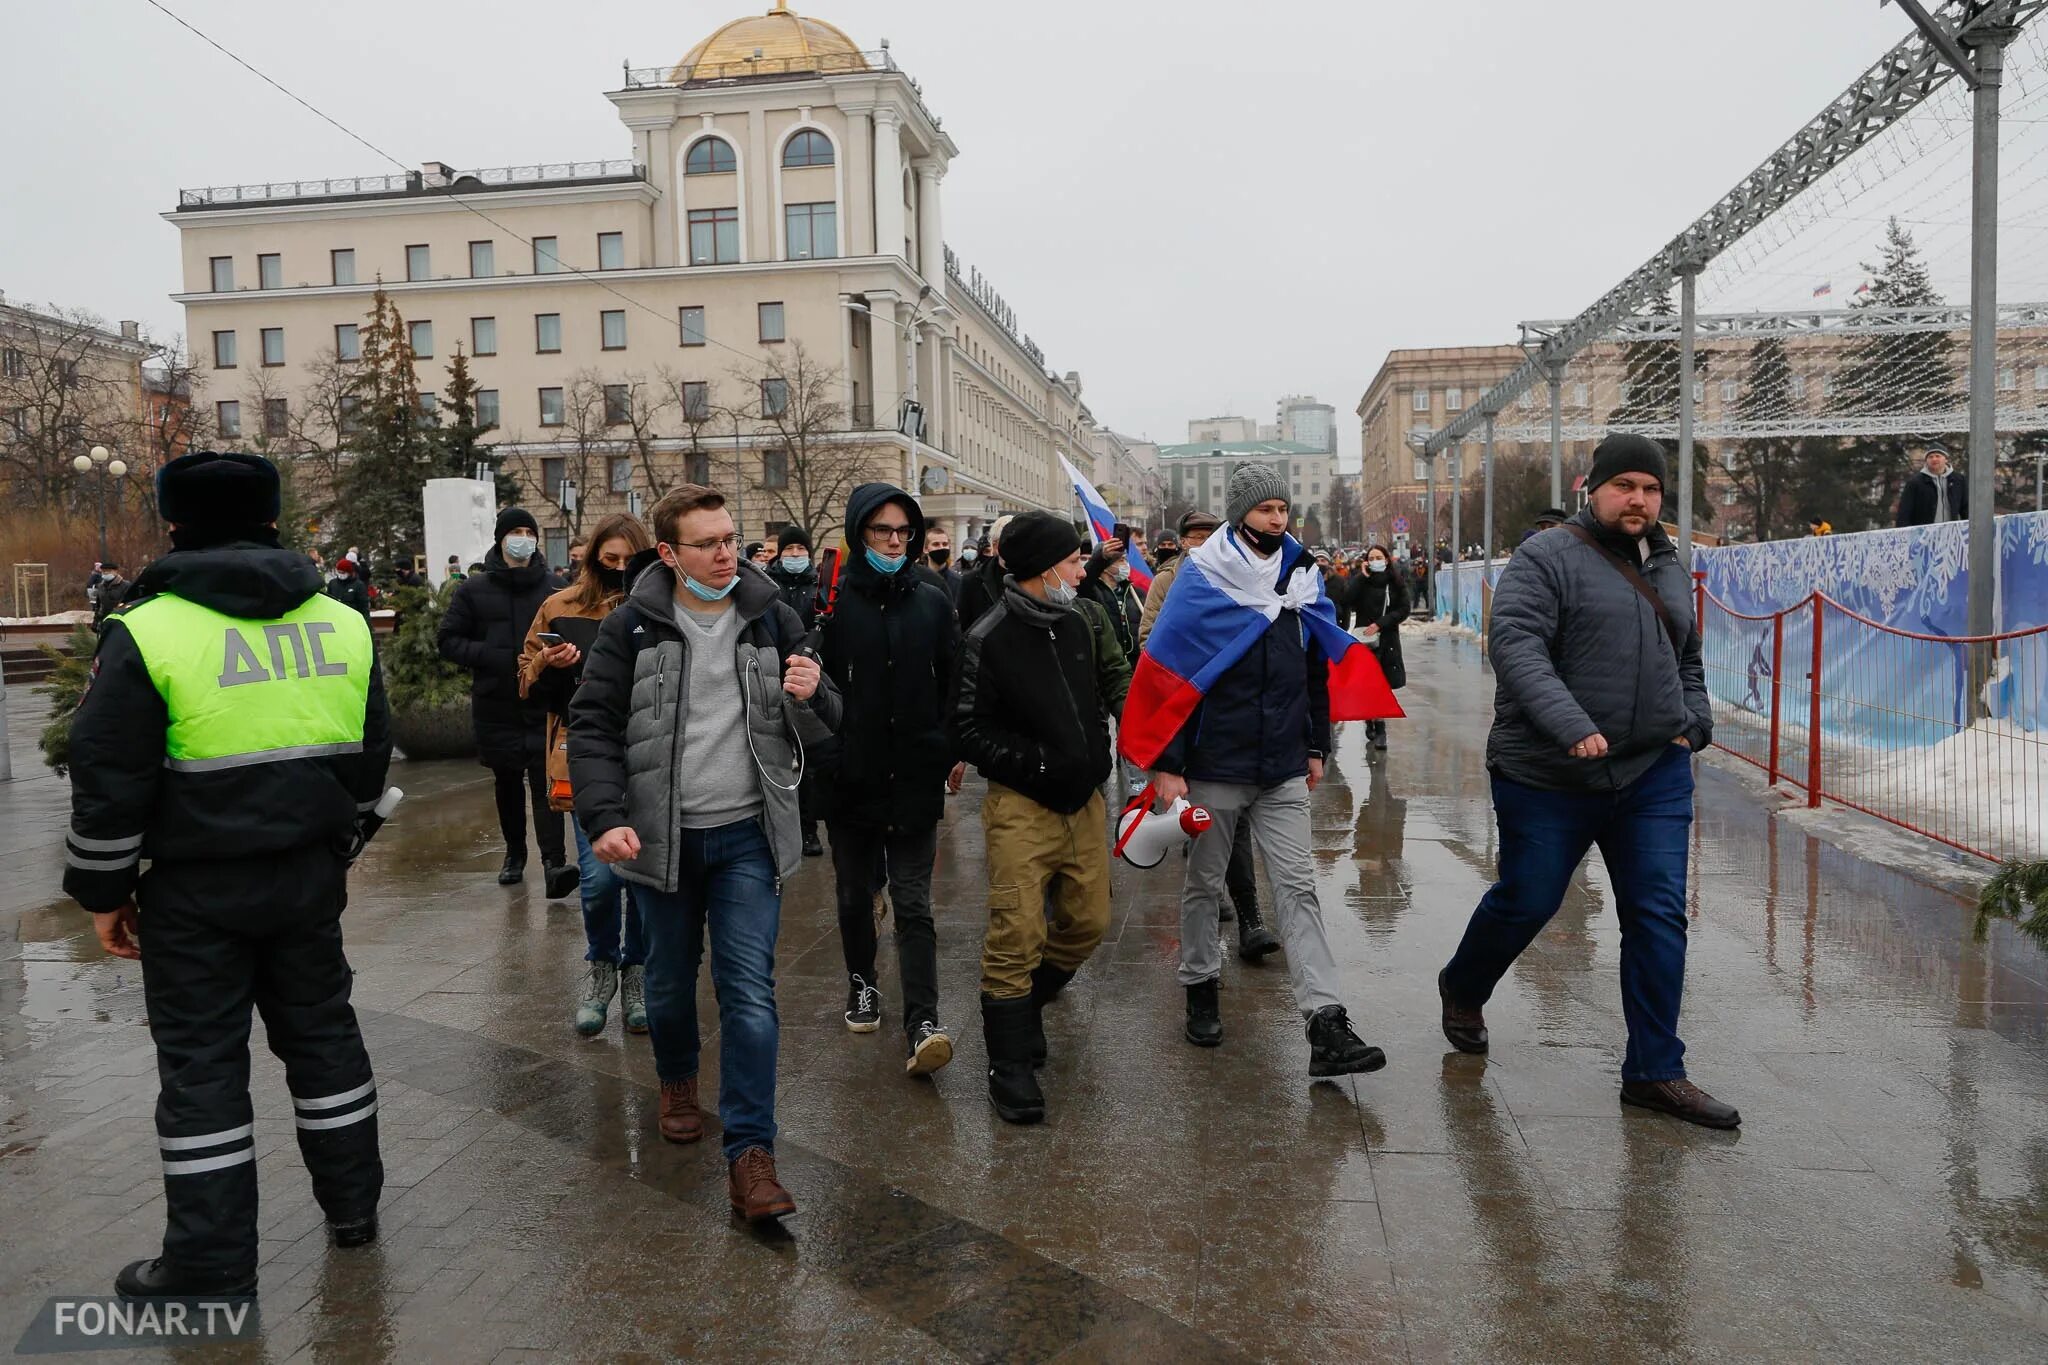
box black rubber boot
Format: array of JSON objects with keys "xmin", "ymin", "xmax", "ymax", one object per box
[
  {"xmin": 1237, "ymin": 903, "xmax": 1281, "ymax": 962},
  {"xmin": 542, "ymin": 860, "xmax": 578, "ymax": 900},
  {"xmin": 496, "ymin": 854, "xmax": 526, "ymax": 885},
  {"xmin": 981, "ymin": 994, "xmax": 1045, "ymax": 1124},
  {"xmin": 1026, "ymin": 964, "xmax": 1076, "ymax": 1069},
  {"xmin": 115, "ymin": 1258, "xmax": 256, "ymax": 1300},
  {"xmin": 330, "ymin": 1212, "xmax": 379, "ymax": 1248},
  {"xmin": 1184, "ymin": 980, "xmax": 1223, "ymax": 1047}
]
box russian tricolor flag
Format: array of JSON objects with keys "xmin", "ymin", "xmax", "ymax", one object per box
[
  {"xmin": 1057, "ymin": 451, "xmax": 1153, "ymax": 595},
  {"xmin": 1118, "ymin": 527, "xmax": 1403, "ymax": 770}
]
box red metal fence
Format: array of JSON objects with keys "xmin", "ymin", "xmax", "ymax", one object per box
[{"xmin": 1699, "ymin": 582, "xmax": 2048, "ymax": 863}]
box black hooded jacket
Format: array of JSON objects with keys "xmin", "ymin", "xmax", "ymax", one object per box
[
  {"xmin": 764, "ymin": 559, "xmax": 820, "ymax": 630},
  {"xmin": 950, "ymin": 578, "xmax": 1109, "ymax": 814},
  {"xmin": 813, "ymin": 483, "xmax": 960, "ymax": 829},
  {"xmin": 61, "ymin": 536, "xmax": 392, "ymax": 912},
  {"xmin": 438, "ymin": 546, "xmax": 562, "ymax": 767},
  {"xmin": 957, "ymin": 554, "xmax": 1006, "ymax": 634}
]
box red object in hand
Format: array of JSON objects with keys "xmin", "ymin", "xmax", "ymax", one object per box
[{"xmin": 1181, "ymin": 805, "xmax": 1213, "ymax": 837}]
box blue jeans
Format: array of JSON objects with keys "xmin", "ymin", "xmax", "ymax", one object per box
[
  {"xmin": 633, "ymin": 819, "xmax": 781, "ymax": 1160},
  {"xmin": 1444, "ymin": 744, "xmax": 1694, "ymax": 1082},
  {"xmin": 575, "ymin": 822, "xmax": 644, "ymax": 967}
]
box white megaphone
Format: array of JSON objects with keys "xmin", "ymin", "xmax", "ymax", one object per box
[{"xmin": 1115, "ymin": 795, "xmax": 1214, "ymax": 868}]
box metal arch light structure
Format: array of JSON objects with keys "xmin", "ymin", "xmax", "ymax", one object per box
[{"xmin": 1422, "ymin": 0, "xmax": 2047, "ymax": 465}]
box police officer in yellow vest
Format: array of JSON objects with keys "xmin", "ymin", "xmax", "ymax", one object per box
[{"xmin": 63, "ymin": 451, "xmax": 393, "ymax": 1300}]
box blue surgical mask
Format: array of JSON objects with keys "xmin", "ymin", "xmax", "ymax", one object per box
[
  {"xmin": 1043, "ymin": 574, "xmax": 1077, "ymax": 608},
  {"xmin": 683, "ymin": 573, "xmax": 737, "ymax": 602},
  {"xmin": 865, "ymin": 548, "xmax": 906, "ymax": 575},
  {"xmin": 782, "ymin": 555, "xmax": 810, "ymax": 574},
  {"xmin": 503, "ymin": 534, "xmax": 537, "ymax": 563}
]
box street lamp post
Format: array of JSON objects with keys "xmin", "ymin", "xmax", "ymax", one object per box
[{"xmin": 71, "ymin": 444, "xmax": 129, "ymax": 564}]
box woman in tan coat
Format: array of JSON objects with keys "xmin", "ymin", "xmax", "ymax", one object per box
[{"xmin": 520, "ymin": 512, "xmax": 654, "ymax": 1036}]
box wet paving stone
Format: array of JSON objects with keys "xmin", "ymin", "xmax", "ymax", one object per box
[{"xmin": 3, "ymin": 637, "xmax": 2048, "ymax": 1359}]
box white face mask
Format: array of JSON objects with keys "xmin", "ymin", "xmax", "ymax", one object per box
[
  {"xmin": 1042, "ymin": 572, "xmax": 1077, "ymax": 607},
  {"xmin": 1368, "ymin": 560, "xmax": 1387, "ymax": 574},
  {"xmin": 503, "ymin": 534, "xmax": 537, "ymax": 563}
]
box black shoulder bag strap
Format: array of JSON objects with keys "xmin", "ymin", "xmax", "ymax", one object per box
[{"xmin": 1562, "ymin": 524, "xmax": 1686, "ymax": 658}]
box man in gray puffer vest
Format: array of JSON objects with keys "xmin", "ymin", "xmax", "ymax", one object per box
[{"xmin": 1438, "ymin": 434, "xmax": 1739, "ymax": 1130}]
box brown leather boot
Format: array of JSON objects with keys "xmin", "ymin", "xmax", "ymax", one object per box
[
  {"xmin": 658, "ymin": 1078, "xmax": 703, "ymax": 1144},
  {"xmin": 727, "ymin": 1147, "xmax": 796, "ymax": 1221}
]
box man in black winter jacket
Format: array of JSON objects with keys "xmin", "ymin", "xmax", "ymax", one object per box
[
  {"xmin": 816, "ymin": 483, "xmax": 963, "ymax": 1073},
  {"xmin": 438, "ymin": 507, "xmax": 570, "ymax": 894},
  {"xmin": 1896, "ymin": 445, "xmax": 1967, "ymax": 527},
  {"xmin": 956, "ymin": 513, "xmax": 1012, "ymax": 634},
  {"xmin": 948, "ymin": 511, "xmax": 1111, "ymax": 1125},
  {"xmin": 765, "ymin": 524, "xmax": 820, "ymax": 630}
]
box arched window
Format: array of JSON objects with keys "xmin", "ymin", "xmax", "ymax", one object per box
[
  {"xmin": 686, "ymin": 137, "xmax": 736, "ymax": 175},
  {"xmin": 782, "ymin": 129, "xmax": 834, "ymax": 168}
]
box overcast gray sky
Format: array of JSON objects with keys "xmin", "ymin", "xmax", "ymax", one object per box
[{"xmin": 4, "ymin": 0, "xmax": 1923, "ymax": 466}]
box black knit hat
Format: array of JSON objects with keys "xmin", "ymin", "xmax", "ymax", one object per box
[
  {"xmin": 156, "ymin": 450, "xmax": 280, "ymax": 528},
  {"xmin": 1585, "ymin": 433, "xmax": 1668, "ymax": 493},
  {"xmin": 1000, "ymin": 511, "xmax": 1081, "ymax": 580},
  {"xmin": 777, "ymin": 523, "xmax": 812, "ymax": 553},
  {"xmin": 494, "ymin": 506, "xmax": 539, "ymax": 540}
]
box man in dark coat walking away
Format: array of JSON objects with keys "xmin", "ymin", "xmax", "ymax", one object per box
[
  {"xmin": 439, "ymin": 507, "xmax": 570, "ymax": 895},
  {"xmin": 1439, "ymin": 433, "xmax": 1738, "ymax": 1130},
  {"xmin": 815, "ymin": 483, "xmax": 963, "ymax": 1074},
  {"xmin": 1896, "ymin": 445, "xmax": 1966, "ymax": 527}
]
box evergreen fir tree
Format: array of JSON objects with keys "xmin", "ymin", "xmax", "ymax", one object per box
[
  {"xmin": 336, "ymin": 288, "xmax": 438, "ymax": 569},
  {"xmin": 435, "ymin": 346, "xmax": 519, "ymax": 505},
  {"xmin": 1605, "ymin": 289, "xmax": 1714, "ymax": 525},
  {"xmin": 1832, "ymin": 217, "xmax": 1955, "ymax": 528}
]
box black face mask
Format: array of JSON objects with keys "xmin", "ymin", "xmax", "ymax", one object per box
[
  {"xmin": 928, "ymin": 549, "xmax": 950, "ymax": 568},
  {"xmin": 594, "ymin": 564, "xmax": 626, "ymax": 593},
  {"xmin": 1239, "ymin": 524, "xmax": 1286, "ymax": 556}
]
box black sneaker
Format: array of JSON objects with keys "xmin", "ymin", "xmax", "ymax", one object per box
[
  {"xmin": 1306, "ymin": 1005, "xmax": 1387, "ymax": 1078},
  {"xmin": 1183, "ymin": 980, "xmax": 1223, "ymax": 1048},
  {"xmin": 844, "ymin": 975, "xmax": 881, "ymax": 1033},
  {"xmin": 905, "ymin": 1020, "xmax": 954, "ymax": 1076}
]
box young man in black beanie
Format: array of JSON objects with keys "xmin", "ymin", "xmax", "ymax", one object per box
[
  {"xmin": 949, "ymin": 510, "xmax": 1112, "ymax": 1123},
  {"xmin": 1440, "ymin": 432, "xmax": 1738, "ymax": 1129}
]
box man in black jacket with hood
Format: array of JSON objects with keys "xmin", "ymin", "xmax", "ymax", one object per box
[
  {"xmin": 65, "ymin": 451, "xmax": 392, "ymax": 1297},
  {"xmin": 816, "ymin": 483, "xmax": 963, "ymax": 1072},
  {"xmin": 439, "ymin": 507, "xmax": 571, "ymax": 895}
]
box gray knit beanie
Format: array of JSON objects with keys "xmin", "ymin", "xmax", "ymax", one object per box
[{"xmin": 1226, "ymin": 463, "xmax": 1289, "ymax": 525}]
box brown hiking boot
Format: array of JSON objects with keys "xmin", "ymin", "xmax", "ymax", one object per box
[
  {"xmin": 1621, "ymin": 1079, "xmax": 1741, "ymax": 1130},
  {"xmin": 658, "ymin": 1078, "xmax": 703, "ymax": 1144},
  {"xmin": 1438, "ymin": 968, "xmax": 1488, "ymax": 1055},
  {"xmin": 727, "ymin": 1147, "xmax": 796, "ymax": 1221}
]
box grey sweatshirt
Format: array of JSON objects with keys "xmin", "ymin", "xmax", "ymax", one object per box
[{"xmin": 672, "ymin": 601, "xmax": 762, "ymax": 828}]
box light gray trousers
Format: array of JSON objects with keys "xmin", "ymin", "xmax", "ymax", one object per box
[{"xmin": 1178, "ymin": 776, "xmax": 1343, "ymax": 1016}]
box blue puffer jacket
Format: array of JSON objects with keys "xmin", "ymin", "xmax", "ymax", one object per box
[{"xmin": 1152, "ymin": 541, "xmax": 1332, "ymax": 789}]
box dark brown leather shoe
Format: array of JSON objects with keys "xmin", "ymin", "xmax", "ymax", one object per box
[
  {"xmin": 727, "ymin": 1147, "xmax": 796, "ymax": 1221},
  {"xmin": 1438, "ymin": 969, "xmax": 1488, "ymax": 1054},
  {"xmin": 1621, "ymin": 1079, "xmax": 1741, "ymax": 1130},
  {"xmin": 658, "ymin": 1078, "xmax": 703, "ymax": 1144}
]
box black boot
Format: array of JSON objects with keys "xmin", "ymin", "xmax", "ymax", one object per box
[
  {"xmin": 1237, "ymin": 901, "xmax": 1280, "ymax": 962},
  {"xmin": 542, "ymin": 860, "xmax": 578, "ymax": 900},
  {"xmin": 1306, "ymin": 1005, "xmax": 1387, "ymax": 1078},
  {"xmin": 1184, "ymin": 979, "xmax": 1223, "ymax": 1047},
  {"xmin": 497, "ymin": 853, "xmax": 526, "ymax": 885},
  {"xmin": 115, "ymin": 1258, "xmax": 256, "ymax": 1299},
  {"xmin": 1027, "ymin": 964, "xmax": 1076, "ymax": 1069},
  {"xmin": 802, "ymin": 824, "xmax": 823, "ymax": 858},
  {"xmin": 330, "ymin": 1212, "xmax": 379, "ymax": 1248},
  {"xmin": 981, "ymin": 994, "xmax": 1045, "ymax": 1124},
  {"xmin": 1369, "ymin": 720, "xmax": 1389, "ymax": 751}
]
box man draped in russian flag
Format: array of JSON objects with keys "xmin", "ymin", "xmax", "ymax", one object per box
[{"xmin": 1124, "ymin": 464, "xmax": 1401, "ymax": 1078}]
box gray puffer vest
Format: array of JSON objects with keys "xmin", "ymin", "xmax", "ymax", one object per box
[{"xmin": 568, "ymin": 561, "xmax": 841, "ymax": 887}]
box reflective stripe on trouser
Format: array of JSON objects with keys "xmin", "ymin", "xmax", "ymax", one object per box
[
  {"xmin": 1179, "ymin": 777, "xmax": 1344, "ymax": 1016},
  {"xmin": 139, "ymin": 853, "xmax": 383, "ymax": 1276}
]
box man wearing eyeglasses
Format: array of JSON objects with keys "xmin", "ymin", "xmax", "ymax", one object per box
[
  {"xmin": 812, "ymin": 484, "xmax": 964, "ymax": 1073},
  {"xmin": 569, "ymin": 483, "xmax": 842, "ymax": 1222}
]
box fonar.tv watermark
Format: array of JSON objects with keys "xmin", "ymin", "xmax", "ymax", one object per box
[{"xmin": 15, "ymin": 1296, "xmax": 260, "ymax": 1354}]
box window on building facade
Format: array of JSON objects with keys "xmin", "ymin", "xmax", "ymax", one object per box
[
  {"xmin": 2036, "ymin": 365, "xmax": 2048, "ymax": 390},
  {"xmin": 538, "ymin": 387, "xmax": 564, "ymax": 426},
  {"xmin": 688, "ymin": 208, "xmax": 740, "ymax": 265},
  {"xmin": 471, "ymin": 317, "xmax": 496, "ymax": 355},
  {"xmin": 1410, "ymin": 389, "xmax": 1428, "ymax": 413},
  {"xmin": 762, "ymin": 445, "xmax": 789, "ymax": 488},
  {"xmin": 210, "ymin": 256, "xmax": 234, "ymax": 292},
  {"xmin": 1822, "ymin": 375, "xmax": 1838, "ymax": 398},
  {"xmin": 1790, "ymin": 374, "xmax": 1807, "ymax": 400},
  {"xmin": 261, "ymin": 328, "xmax": 284, "ymax": 366},
  {"xmin": 686, "ymin": 450, "xmax": 712, "ymax": 484},
  {"xmin": 476, "ymin": 389, "xmax": 499, "ymax": 429},
  {"xmin": 264, "ymin": 397, "xmax": 289, "ymax": 438},
  {"xmin": 604, "ymin": 384, "xmax": 631, "ymax": 425},
  {"xmin": 258, "ymin": 254, "xmax": 282, "ymax": 290},
  {"xmin": 681, "ymin": 381, "xmax": 710, "ymax": 420},
  {"xmin": 335, "ymin": 323, "xmax": 360, "ymax": 361},
  {"xmin": 216, "ymin": 400, "xmax": 241, "ymax": 437},
  {"xmin": 758, "ymin": 302, "xmax": 785, "ymax": 343},
  {"xmin": 415, "ymin": 393, "xmax": 438, "ymax": 430},
  {"xmin": 597, "ymin": 310, "xmax": 626, "ymax": 351},
  {"xmin": 331, "ymin": 249, "xmax": 355, "ymax": 286},
  {"xmin": 782, "ymin": 130, "xmax": 834, "ymax": 167},
  {"xmin": 469, "ymin": 240, "xmax": 495, "ymax": 278},
  {"xmin": 1999, "ymin": 367, "xmax": 2018, "ymax": 391},
  {"xmin": 339, "ymin": 395, "xmax": 362, "ymax": 435},
  {"xmin": 598, "ymin": 232, "xmax": 625, "ymax": 270},
  {"xmin": 541, "ymin": 456, "xmax": 566, "ymax": 494},
  {"xmin": 1692, "ymin": 381, "xmax": 1705, "ymax": 403},
  {"xmin": 409, "ymin": 320, "xmax": 433, "ymax": 358},
  {"xmin": 679, "ymin": 306, "xmax": 706, "ymax": 346},
  {"xmin": 761, "ymin": 378, "xmax": 789, "ymax": 417},
  {"xmin": 784, "ymin": 203, "xmax": 837, "ymax": 259},
  {"xmin": 1413, "ymin": 456, "xmax": 1429, "ymax": 481},
  {"xmin": 686, "ymin": 137, "xmax": 737, "ymax": 175},
  {"xmin": 535, "ymin": 313, "xmax": 561, "ymax": 353},
  {"xmin": 406, "ymin": 244, "xmax": 430, "ymax": 281},
  {"xmin": 1572, "ymin": 382, "xmax": 1589, "ymax": 407},
  {"xmin": 1720, "ymin": 378, "xmax": 1739, "ymax": 401},
  {"xmin": 534, "ymin": 237, "xmax": 563, "ymax": 274},
  {"xmin": 0, "ymin": 348, "xmax": 22, "ymax": 379},
  {"xmin": 609, "ymin": 455, "xmax": 633, "ymax": 492},
  {"xmin": 1445, "ymin": 388, "xmax": 1462, "ymax": 411},
  {"xmin": 212, "ymin": 330, "xmax": 236, "ymax": 368}
]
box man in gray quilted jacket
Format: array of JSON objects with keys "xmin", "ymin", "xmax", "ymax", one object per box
[{"xmin": 1437, "ymin": 434, "xmax": 1739, "ymax": 1130}]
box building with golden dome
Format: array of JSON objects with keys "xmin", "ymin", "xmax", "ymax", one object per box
[{"xmin": 161, "ymin": 2, "xmax": 1141, "ymax": 565}]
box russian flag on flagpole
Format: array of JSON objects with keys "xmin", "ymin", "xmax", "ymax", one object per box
[
  {"xmin": 1056, "ymin": 451, "xmax": 1153, "ymax": 595},
  {"xmin": 1118, "ymin": 525, "xmax": 1402, "ymax": 770}
]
